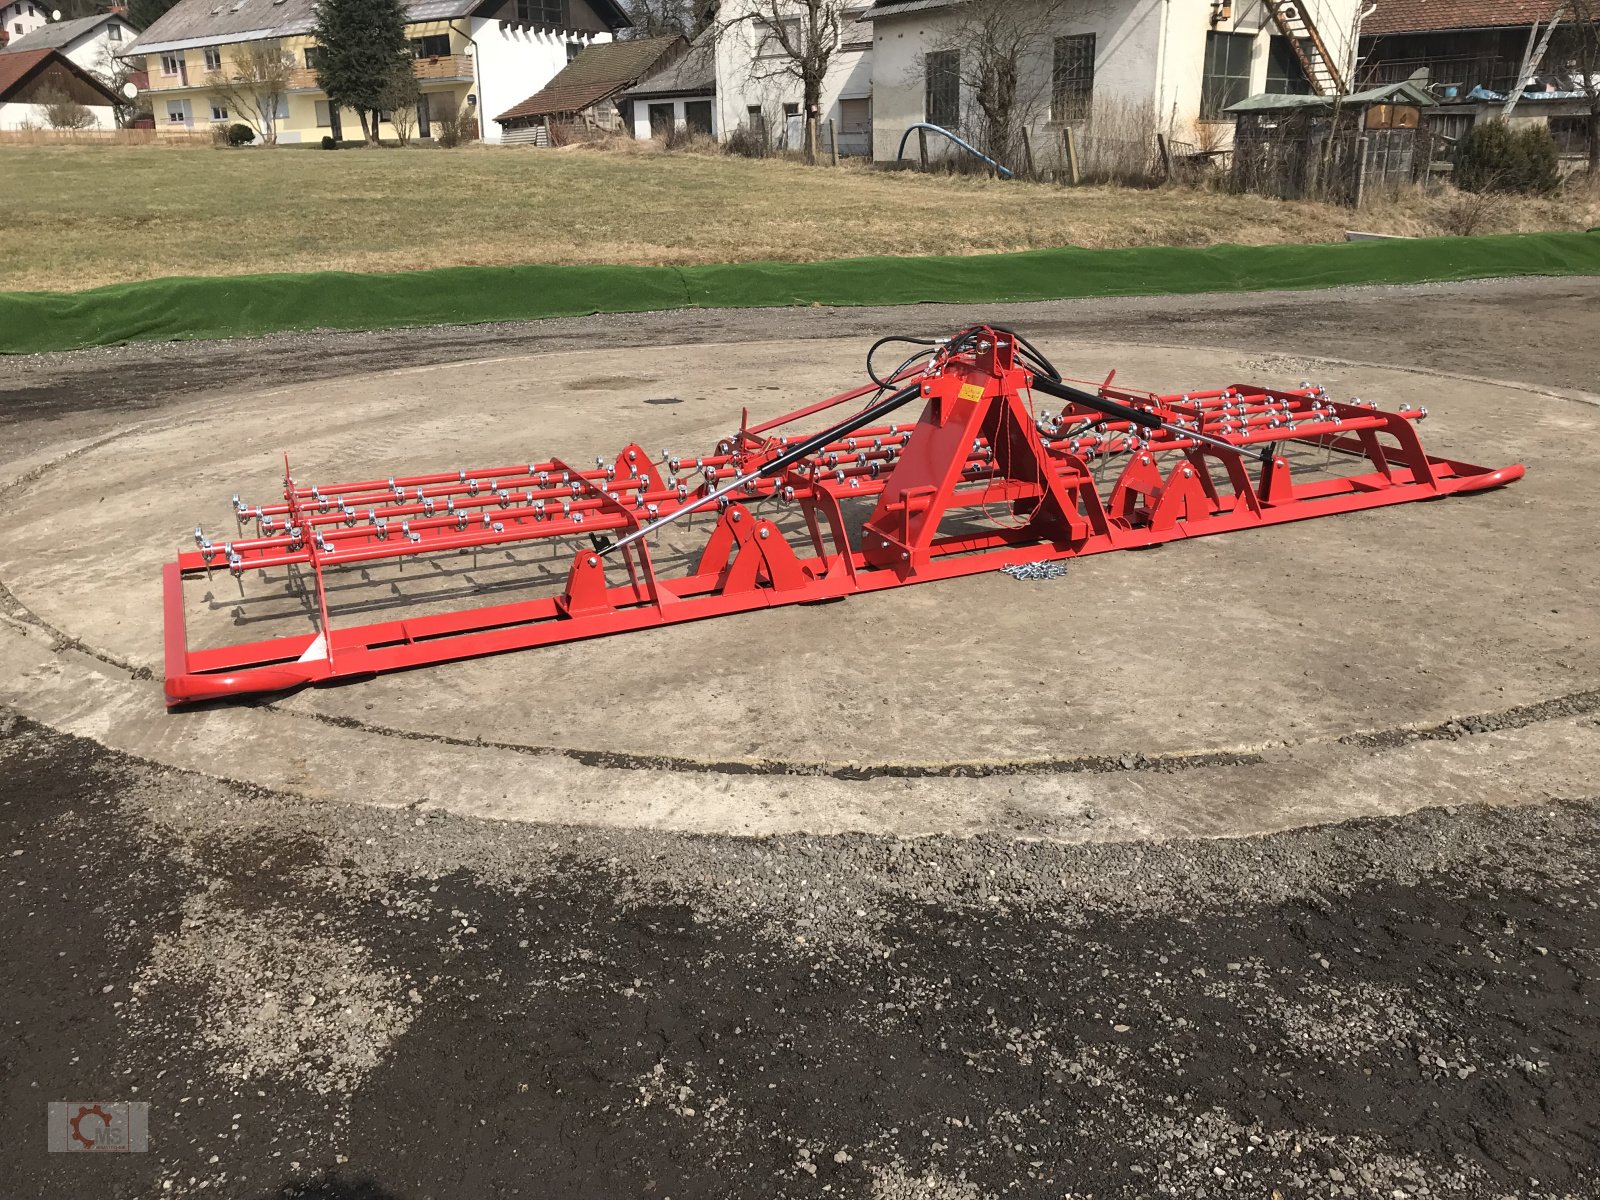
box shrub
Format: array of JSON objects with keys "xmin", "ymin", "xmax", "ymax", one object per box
[
  {"xmin": 1456, "ymin": 119, "xmax": 1561, "ymax": 195},
  {"xmin": 1515, "ymin": 123, "xmax": 1561, "ymax": 195},
  {"xmin": 434, "ymin": 103, "xmax": 465, "ymax": 148},
  {"xmin": 321, "ymin": 134, "xmax": 338, "ymax": 149},
  {"xmin": 226, "ymin": 122, "xmax": 256, "ymax": 146}
]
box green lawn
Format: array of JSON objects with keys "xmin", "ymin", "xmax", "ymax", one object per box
[{"xmin": 4, "ymin": 143, "xmax": 1596, "ymax": 293}]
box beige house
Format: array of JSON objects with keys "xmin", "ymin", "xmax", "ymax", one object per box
[{"xmin": 125, "ymin": 0, "xmax": 630, "ymax": 144}]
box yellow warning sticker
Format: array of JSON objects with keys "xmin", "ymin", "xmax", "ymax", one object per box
[{"xmin": 957, "ymin": 383, "xmax": 986, "ymax": 403}]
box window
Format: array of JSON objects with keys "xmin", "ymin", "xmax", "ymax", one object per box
[
  {"xmin": 1201, "ymin": 30, "xmax": 1254, "ymax": 119},
  {"xmin": 315, "ymin": 99, "xmax": 335, "ymax": 126},
  {"xmin": 160, "ymin": 51, "xmax": 181, "ymax": 75},
  {"xmin": 1265, "ymin": 34, "xmax": 1312, "ymax": 95},
  {"xmin": 410, "ymin": 33, "xmax": 449, "ymax": 58},
  {"xmin": 203, "ymin": 45, "xmax": 221, "ymax": 70},
  {"xmin": 107, "ymin": 22, "xmax": 121, "ymax": 40},
  {"xmin": 648, "ymin": 101, "xmax": 674, "ymax": 136},
  {"xmin": 210, "ymin": 102, "xmax": 228, "ymax": 120},
  {"xmin": 745, "ymin": 103, "xmax": 762, "ymax": 127},
  {"xmin": 515, "ymin": 0, "xmax": 563, "ymax": 26},
  {"xmin": 303, "ymin": 46, "xmax": 323, "ymax": 69},
  {"xmin": 417, "ymin": 93, "xmax": 431, "ymax": 137},
  {"xmin": 565, "ymin": 39, "xmax": 582, "ymax": 61},
  {"xmin": 684, "ymin": 99, "xmax": 712, "ymax": 134},
  {"xmin": 165, "ymin": 99, "xmax": 187, "ymax": 124},
  {"xmin": 1549, "ymin": 116, "xmax": 1588, "ymax": 155},
  {"xmin": 754, "ymin": 17, "xmax": 800, "ymax": 57},
  {"xmin": 1051, "ymin": 33, "xmax": 1094, "ymax": 122},
  {"xmin": 925, "ymin": 48, "xmax": 960, "ymax": 129}
]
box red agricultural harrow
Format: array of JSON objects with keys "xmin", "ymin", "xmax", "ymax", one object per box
[{"xmin": 163, "ymin": 326, "xmax": 1522, "ymax": 706}]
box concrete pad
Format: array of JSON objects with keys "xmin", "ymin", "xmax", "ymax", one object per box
[{"xmin": 1, "ymin": 337, "xmax": 1596, "ymax": 837}]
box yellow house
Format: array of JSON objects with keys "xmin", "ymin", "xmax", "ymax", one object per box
[{"xmin": 124, "ymin": 0, "xmax": 631, "ymax": 144}]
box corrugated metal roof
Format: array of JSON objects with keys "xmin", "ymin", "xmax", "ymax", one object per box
[
  {"xmin": 124, "ymin": 0, "xmax": 476, "ymax": 56},
  {"xmin": 620, "ymin": 27, "xmax": 712, "ymax": 98},
  {"xmin": 1364, "ymin": 0, "xmax": 1560, "ymax": 36},
  {"xmin": 1227, "ymin": 79, "xmax": 1438, "ymax": 112},
  {"xmin": 496, "ymin": 33, "xmax": 681, "ymax": 122},
  {"xmin": 864, "ymin": 0, "xmax": 958, "ymax": 21},
  {"xmin": 1, "ymin": 13, "xmax": 137, "ymax": 53}
]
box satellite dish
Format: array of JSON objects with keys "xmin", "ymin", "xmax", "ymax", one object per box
[
  {"xmin": 122, "ymin": 81, "xmax": 138, "ymax": 99},
  {"xmin": 51, "ymin": 8, "xmax": 62, "ymax": 19}
]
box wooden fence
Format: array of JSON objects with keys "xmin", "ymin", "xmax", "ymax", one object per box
[{"xmin": 0, "ymin": 128, "xmax": 214, "ymax": 147}]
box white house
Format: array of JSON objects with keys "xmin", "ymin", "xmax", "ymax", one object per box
[
  {"xmin": 866, "ymin": 0, "xmax": 1363, "ymax": 161},
  {"xmin": 124, "ymin": 0, "xmax": 628, "ymax": 144},
  {"xmin": 711, "ymin": 1, "xmax": 875, "ymax": 154},
  {"xmin": 1, "ymin": 11, "xmax": 139, "ymax": 76},
  {"xmin": 0, "ymin": 45, "xmax": 120, "ymax": 128},
  {"xmin": 622, "ymin": 26, "xmax": 716, "ymax": 138},
  {"xmin": 0, "ymin": 0, "xmax": 49, "ymax": 47}
]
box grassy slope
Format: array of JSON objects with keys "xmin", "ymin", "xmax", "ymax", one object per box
[{"xmin": 7, "ymin": 143, "xmax": 1597, "ymax": 294}]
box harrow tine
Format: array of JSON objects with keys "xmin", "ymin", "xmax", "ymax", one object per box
[{"xmin": 161, "ymin": 326, "xmax": 1523, "ymax": 706}]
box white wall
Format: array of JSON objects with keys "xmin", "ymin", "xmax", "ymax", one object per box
[
  {"xmin": 0, "ymin": 100, "xmax": 113, "ymax": 129},
  {"xmin": 713, "ymin": 0, "xmax": 872, "ymax": 151},
  {"xmin": 59, "ymin": 21, "xmax": 135, "ymax": 75},
  {"xmin": 867, "ymin": 0, "xmax": 1362, "ymax": 161},
  {"xmin": 628, "ymin": 93, "xmax": 717, "ymax": 138},
  {"xmin": 467, "ymin": 18, "xmax": 610, "ymax": 144},
  {"xmin": 1, "ymin": 0, "xmax": 48, "ymax": 44}
]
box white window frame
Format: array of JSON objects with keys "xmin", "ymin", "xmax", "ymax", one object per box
[
  {"xmin": 161, "ymin": 51, "xmax": 182, "ymax": 76},
  {"xmin": 204, "ymin": 45, "xmax": 221, "ymax": 70}
]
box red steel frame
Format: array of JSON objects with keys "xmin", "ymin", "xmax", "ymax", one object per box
[{"xmin": 163, "ymin": 328, "xmax": 1523, "ymax": 706}]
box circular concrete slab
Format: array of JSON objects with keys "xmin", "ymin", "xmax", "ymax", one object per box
[{"xmin": 2, "ymin": 336, "xmax": 1596, "ymax": 839}]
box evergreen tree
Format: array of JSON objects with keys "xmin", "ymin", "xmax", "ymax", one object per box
[{"xmin": 311, "ymin": 0, "xmax": 412, "ymax": 143}]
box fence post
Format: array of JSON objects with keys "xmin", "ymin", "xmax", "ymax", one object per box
[
  {"xmin": 1353, "ymin": 134, "xmax": 1369, "ymax": 209},
  {"xmin": 1020, "ymin": 127, "xmax": 1035, "ymax": 180},
  {"xmin": 1156, "ymin": 132, "xmax": 1172, "ymax": 182},
  {"xmin": 828, "ymin": 118, "xmax": 839, "ymax": 166},
  {"xmin": 918, "ymin": 126, "xmax": 929, "ymax": 169},
  {"xmin": 1063, "ymin": 127, "xmax": 1081, "ymax": 185}
]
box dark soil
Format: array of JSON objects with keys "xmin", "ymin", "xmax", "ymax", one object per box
[{"xmin": 2, "ymin": 714, "xmax": 1597, "ymax": 1200}]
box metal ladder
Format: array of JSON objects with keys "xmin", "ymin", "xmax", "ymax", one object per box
[{"xmin": 1263, "ymin": 0, "xmax": 1347, "ymax": 96}]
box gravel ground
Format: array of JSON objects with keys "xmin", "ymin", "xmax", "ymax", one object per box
[
  {"xmin": 3, "ymin": 280, "xmax": 1599, "ymax": 1198},
  {"xmin": 1, "ymin": 712, "xmax": 1597, "ymax": 1199}
]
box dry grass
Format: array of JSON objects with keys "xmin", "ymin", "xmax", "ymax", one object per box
[{"xmin": 3, "ymin": 144, "xmax": 1598, "ymax": 294}]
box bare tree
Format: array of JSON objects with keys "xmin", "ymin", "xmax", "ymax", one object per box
[
  {"xmin": 1560, "ymin": 0, "xmax": 1600, "ymax": 175},
  {"xmin": 91, "ymin": 42, "xmax": 143, "ymax": 128},
  {"xmin": 622, "ymin": 0, "xmax": 700, "ymax": 38},
  {"xmin": 204, "ymin": 40, "xmax": 295, "ymax": 145},
  {"xmin": 730, "ymin": 0, "xmax": 850, "ymax": 162},
  {"xmin": 38, "ymin": 84, "xmax": 99, "ymax": 130},
  {"xmin": 908, "ymin": 0, "xmax": 1100, "ymax": 173},
  {"xmin": 380, "ymin": 63, "xmax": 420, "ymax": 145}
]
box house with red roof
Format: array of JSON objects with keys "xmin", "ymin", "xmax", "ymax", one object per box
[
  {"xmin": 0, "ymin": 46, "xmax": 122, "ymax": 129},
  {"xmin": 1358, "ymin": 1, "xmax": 1594, "ymax": 160}
]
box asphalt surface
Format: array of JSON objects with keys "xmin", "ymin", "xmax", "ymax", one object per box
[{"xmin": 2, "ymin": 280, "xmax": 1599, "ymax": 1199}]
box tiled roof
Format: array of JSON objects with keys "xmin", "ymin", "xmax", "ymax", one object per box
[
  {"xmin": 125, "ymin": 0, "xmax": 476, "ymax": 55},
  {"xmin": 1364, "ymin": 0, "xmax": 1561, "ymax": 36},
  {"xmin": 0, "ymin": 47, "xmax": 52, "ymax": 95},
  {"xmin": 1, "ymin": 13, "xmax": 137, "ymax": 53},
  {"xmin": 0, "ymin": 46, "xmax": 120, "ymax": 102},
  {"xmin": 495, "ymin": 34, "xmax": 681, "ymax": 122},
  {"xmin": 621, "ymin": 27, "xmax": 711, "ymax": 98}
]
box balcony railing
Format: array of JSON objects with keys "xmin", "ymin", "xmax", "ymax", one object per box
[
  {"xmin": 142, "ymin": 54, "xmax": 473, "ymax": 94},
  {"xmin": 285, "ymin": 55, "xmax": 473, "ymax": 91}
]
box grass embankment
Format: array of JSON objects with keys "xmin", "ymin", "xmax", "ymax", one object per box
[{"xmin": 5, "ymin": 142, "xmax": 1598, "ymax": 294}]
